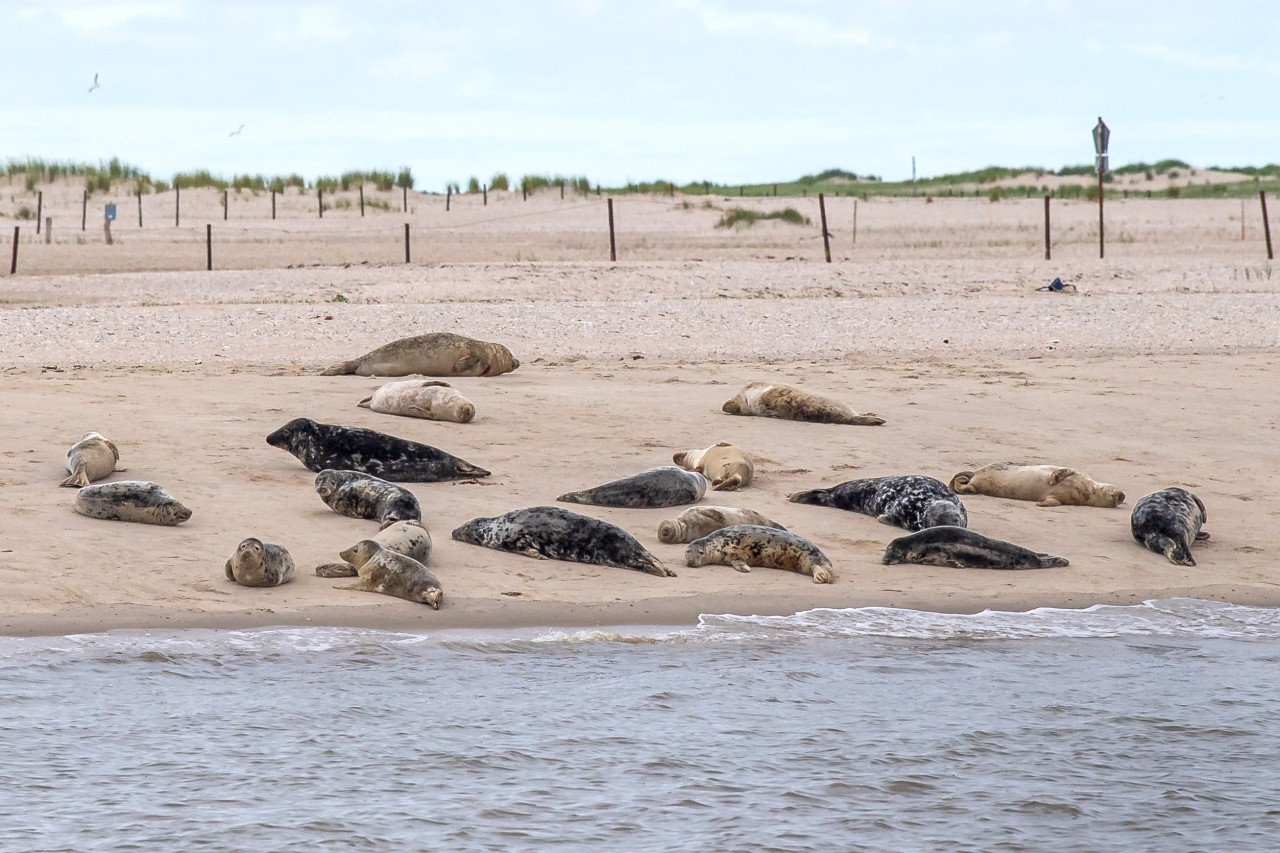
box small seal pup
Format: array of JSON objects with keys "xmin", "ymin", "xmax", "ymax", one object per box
[
  {"xmin": 1130, "ymin": 487, "xmax": 1210, "ymax": 566},
  {"xmin": 225, "ymin": 538, "xmax": 296, "ymax": 587},
  {"xmin": 657, "ymin": 505, "xmax": 786, "ymax": 545},
  {"xmin": 950, "ymin": 463, "xmax": 1125, "ymax": 508},
  {"xmin": 60, "ymin": 431, "xmax": 126, "ymax": 488},
  {"xmin": 789, "ymin": 475, "xmax": 967, "ymax": 531},
  {"xmin": 314, "ymin": 469, "xmax": 421, "ymax": 528},
  {"xmin": 672, "ymin": 442, "xmax": 754, "ymax": 491},
  {"xmin": 685, "ymin": 525, "xmax": 834, "ymax": 584},
  {"xmin": 338, "ymin": 540, "xmax": 444, "ymax": 609},
  {"xmin": 73, "ymin": 481, "xmax": 193, "ymax": 526},
  {"xmin": 721, "ymin": 382, "xmax": 885, "ymax": 426},
  {"xmin": 557, "ymin": 466, "xmax": 708, "ymax": 509},
  {"xmin": 316, "ymin": 520, "xmax": 432, "ymax": 578},
  {"xmin": 452, "ymin": 506, "xmax": 675, "ymax": 577},
  {"xmin": 882, "ymin": 526, "xmax": 1070, "ymax": 570},
  {"xmin": 266, "ymin": 417, "xmax": 489, "ymax": 482},
  {"xmin": 358, "ymin": 380, "xmax": 476, "ymax": 424},
  {"xmin": 321, "ymin": 332, "xmax": 519, "ymax": 377}
]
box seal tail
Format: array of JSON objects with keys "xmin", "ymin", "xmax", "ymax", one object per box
[
  {"xmin": 711, "ymin": 473, "xmax": 743, "ymax": 491},
  {"xmin": 320, "ymin": 359, "xmax": 359, "ymax": 376},
  {"xmin": 60, "ymin": 468, "xmax": 90, "ymax": 488},
  {"xmin": 787, "ymin": 488, "xmax": 831, "ymax": 506},
  {"xmin": 629, "ymin": 554, "xmax": 676, "ymax": 577},
  {"xmin": 843, "ymin": 413, "xmax": 886, "ymax": 426},
  {"xmin": 453, "ymin": 460, "xmax": 491, "ymax": 478},
  {"xmin": 357, "ymin": 396, "xmax": 373, "ymax": 408},
  {"xmin": 1036, "ymin": 554, "xmax": 1070, "ymax": 568},
  {"xmin": 949, "ymin": 472, "xmax": 975, "ymax": 493},
  {"xmin": 556, "ymin": 490, "xmax": 588, "ymax": 504}
]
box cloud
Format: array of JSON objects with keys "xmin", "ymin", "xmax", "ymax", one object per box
[
  {"xmin": 1125, "ymin": 42, "xmax": 1280, "ymax": 77},
  {"xmin": 675, "ymin": 0, "xmax": 870, "ymax": 48},
  {"xmin": 48, "ymin": 1, "xmax": 184, "ymax": 31}
]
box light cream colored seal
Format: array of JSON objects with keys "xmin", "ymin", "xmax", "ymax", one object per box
[
  {"xmin": 60, "ymin": 432, "xmax": 126, "ymax": 488},
  {"xmin": 949, "ymin": 463, "xmax": 1125, "ymax": 508},
  {"xmin": 321, "ymin": 332, "xmax": 518, "ymax": 377},
  {"xmin": 722, "ymin": 382, "xmax": 884, "ymax": 426},
  {"xmin": 316, "ymin": 520, "xmax": 433, "ymax": 578},
  {"xmin": 657, "ymin": 505, "xmax": 786, "ymax": 544},
  {"xmin": 672, "ymin": 441, "xmax": 754, "ymax": 491},
  {"xmin": 337, "ymin": 540, "xmax": 444, "ymax": 608},
  {"xmin": 225, "ymin": 538, "xmax": 296, "ymax": 587},
  {"xmin": 358, "ymin": 379, "xmax": 475, "ymax": 423}
]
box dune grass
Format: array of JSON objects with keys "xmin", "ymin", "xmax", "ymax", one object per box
[{"xmin": 715, "ymin": 207, "xmax": 811, "ymax": 228}]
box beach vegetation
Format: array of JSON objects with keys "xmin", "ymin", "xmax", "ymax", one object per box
[
  {"xmin": 715, "ymin": 207, "xmax": 811, "ymax": 228},
  {"xmin": 467, "ymin": 177, "xmax": 481, "ymax": 194},
  {"xmin": 490, "ymin": 173, "xmax": 510, "ymax": 191},
  {"xmin": 17, "ymin": 205, "xmax": 33, "ymax": 220}
]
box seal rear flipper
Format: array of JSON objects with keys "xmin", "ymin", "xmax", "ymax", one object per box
[
  {"xmin": 1036, "ymin": 554, "xmax": 1070, "ymax": 568},
  {"xmin": 357, "ymin": 396, "xmax": 373, "ymax": 409},
  {"xmin": 846, "ymin": 414, "xmax": 886, "ymax": 426},
  {"xmin": 556, "ymin": 491, "xmax": 587, "ymax": 504},
  {"xmin": 453, "ymin": 460, "xmax": 491, "ymax": 478},
  {"xmin": 787, "ymin": 489, "xmax": 829, "ymax": 506},
  {"xmin": 315, "ymin": 562, "xmax": 358, "ymax": 578},
  {"xmin": 712, "ymin": 474, "xmax": 743, "ymax": 491},
  {"xmin": 949, "ymin": 472, "xmax": 975, "ymax": 493},
  {"xmin": 320, "ymin": 359, "xmax": 360, "ymax": 376},
  {"xmin": 60, "ymin": 468, "xmax": 90, "ymax": 488}
]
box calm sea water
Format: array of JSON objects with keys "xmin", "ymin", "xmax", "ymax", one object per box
[{"xmin": 3, "ymin": 598, "xmax": 1280, "ymax": 852}]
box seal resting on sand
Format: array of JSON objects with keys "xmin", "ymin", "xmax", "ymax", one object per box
[
  {"xmin": 60, "ymin": 431, "xmax": 127, "ymax": 488},
  {"xmin": 789, "ymin": 475, "xmax": 967, "ymax": 531},
  {"xmin": 320, "ymin": 332, "xmax": 519, "ymax": 377},
  {"xmin": 266, "ymin": 417, "xmax": 489, "ymax": 482},
  {"xmin": 337, "ymin": 540, "xmax": 444, "ymax": 609},
  {"xmin": 358, "ymin": 380, "xmax": 476, "ymax": 423},
  {"xmin": 315, "ymin": 520, "xmax": 432, "ymax": 578},
  {"xmin": 721, "ymin": 382, "xmax": 884, "ymax": 426},
  {"xmin": 225, "ymin": 538, "xmax": 296, "ymax": 587},
  {"xmin": 557, "ymin": 466, "xmax": 707, "ymax": 509},
  {"xmin": 881, "ymin": 526, "xmax": 1069, "ymax": 570},
  {"xmin": 657, "ymin": 505, "xmax": 786, "ymax": 545},
  {"xmin": 950, "ymin": 462, "xmax": 1125, "ymax": 508},
  {"xmin": 1130, "ymin": 487, "xmax": 1210, "ymax": 566},
  {"xmin": 73, "ymin": 481, "xmax": 192, "ymax": 526},
  {"xmin": 685, "ymin": 525, "xmax": 834, "ymax": 584},
  {"xmin": 672, "ymin": 441, "xmax": 754, "ymax": 491},
  {"xmin": 314, "ymin": 469, "xmax": 421, "ymax": 528}
]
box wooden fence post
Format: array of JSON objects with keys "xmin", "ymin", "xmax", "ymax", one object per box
[
  {"xmin": 175, "ymin": 184, "xmax": 180, "ymax": 227},
  {"xmin": 36, "ymin": 192, "xmax": 42, "ymax": 234},
  {"xmin": 402, "ymin": 185, "xmax": 407, "ymax": 213},
  {"xmin": 137, "ymin": 190, "xmax": 143, "ymax": 227},
  {"xmin": 223, "ymin": 189, "xmax": 228, "ymax": 221},
  {"xmin": 404, "ymin": 223, "xmax": 411, "ymax": 264},
  {"xmin": 82, "ymin": 191, "xmax": 87, "ymax": 231},
  {"xmin": 818, "ymin": 193, "xmax": 831, "ymax": 263},
  {"xmin": 1262, "ymin": 190, "xmax": 1274, "ymax": 260},
  {"xmin": 1044, "ymin": 195, "xmax": 1052, "ymax": 260},
  {"xmin": 446, "ymin": 187, "xmax": 451, "ymax": 212},
  {"xmin": 607, "ymin": 198, "xmax": 617, "ymax": 262},
  {"xmin": 8, "ymin": 226, "xmax": 17, "ymax": 274},
  {"xmin": 852, "ymin": 199, "xmax": 858, "ymax": 247},
  {"xmin": 560, "ymin": 181, "xmax": 564, "ymax": 200},
  {"xmin": 359, "ymin": 185, "xmax": 365, "ymax": 217},
  {"xmin": 318, "ymin": 189, "xmax": 324, "ymax": 218},
  {"xmin": 206, "ymin": 224, "xmax": 212, "ymax": 270},
  {"xmin": 45, "ymin": 218, "xmax": 52, "ymax": 244},
  {"xmin": 483, "ymin": 184, "xmax": 488, "ymax": 206},
  {"xmin": 271, "ymin": 190, "xmax": 277, "ymax": 220}
]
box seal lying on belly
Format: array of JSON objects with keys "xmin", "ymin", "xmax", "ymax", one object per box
[
  {"xmin": 338, "ymin": 540, "xmax": 443, "ymax": 609},
  {"xmin": 73, "ymin": 481, "xmax": 193, "ymax": 526},
  {"xmin": 320, "ymin": 332, "xmax": 519, "ymax": 377},
  {"xmin": 788, "ymin": 475, "xmax": 967, "ymax": 531},
  {"xmin": 225, "ymin": 538, "xmax": 296, "ymax": 587},
  {"xmin": 60, "ymin": 431, "xmax": 127, "ymax": 488},
  {"xmin": 722, "ymin": 382, "xmax": 885, "ymax": 426},
  {"xmin": 881, "ymin": 526, "xmax": 1069, "ymax": 570},
  {"xmin": 451, "ymin": 506, "xmax": 675, "ymax": 577},
  {"xmin": 1130, "ymin": 487, "xmax": 1210, "ymax": 566},
  {"xmin": 557, "ymin": 466, "xmax": 708, "ymax": 509},
  {"xmin": 657, "ymin": 505, "xmax": 786, "ymax": 544},
  {"xmin": 950, "ymin": 462, "xmax": 1125, "ymax": 508},
  {"xmin": 315, "ymin": 520, "xmax": 432, "ymax": 578},
  {"xmin": 266, "ymin": 417, "xmax": 489, "ymax": 481},
  {"xmin": 314, "ymin": 469, "xmax": 421, "ymax": 528},
  {"xmin": 685, "ymin": 524, "xmax": 834, "ymax": 584}
]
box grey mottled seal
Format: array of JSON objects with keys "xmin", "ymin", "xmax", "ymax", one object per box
[
  {"xmin": 881, "ymin": 526, "xmax": 1069, "ymax": 570},
  {"xmin": 61, "ymin": 431, "xmax": 127, "ymax": 488},
  {"xmin": 1130, "ymin": 487, "xmax": 1210, "ymax": 566},
  {"xmin": 451, "ymin": 506, "xmax": 675, "ymax": 577},
  {"xmin": 950, "ymin": 463, "xmax": 1125, "ymax": 508},
  {"xmin": 338, "ymin": 540, "xmax": 443, "ymax": 608},
  {"xmin": 685, "ymin": 525, "xmax": 834, "ymax": 584},
  {"xmin": 73, "ymin": 481, "xmax": 193, "ymax": 526},
  {"xmin": 557, "ymin": 466, "xmax": 708, "ymax": 509},
  {"xmin": 266, "ymin": 417, "xmax": 489, "ymax": 482},
  {"xmin": 358, "ymin": 380, "xmax": 476, "ymax": 424},
  {"xmin": 672, "ymin": 441, "xmax": 754, "ymax": 491},
  {"xmin": 722, "ymin": 382, "xmax": 885, "ymax": 426},
  {"xmin": 314, "ymin": 469, "xmax": 421, "ymax": 528},
  {"xmin": 657, "ymin": 505, "xmax": 786, "ymax": 545},
  {"xmin": 225, "ymin": 538, "xmax": 296, "ymax": 587},
  {"xmin": 789, "ymin": 475, "xmax": 967, "ymax": 531},
  {"xmin": 316, "ymin": 519, "xmax": 432, "ymax": 578},
  {"xmin": 321, "ymin": 332, "xmax": 519, "ymax": 377}
]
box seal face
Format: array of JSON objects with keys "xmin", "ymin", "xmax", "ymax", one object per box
[
  {"xmin": 61, "ymin": 431, "xmax": 125, "ymax": 488},
  {"xmin": 316, "ymin": 520, "xmax": 433, "ymax": 578},
  {"xmin": 265, "ymin": 417, "xmax": 489, "ymax": 482},
  {"xmin": 881, "ymin": 526, "xmax": 1069, "ymax": 570},
  {"xmin": 314, "ymin": 469, "xmax": 421, "ymax": 528},
  {"xmin": 357, "ymin": 380, "xmax": 476, "ymax": 424},
  {"xmin": 225, "ymin": 538, "xmax": 296, "ymax": 587},
  {"xmin": 685, "ymin": 524, "xmax": 834, "ymax": 584},
  {"xmin": 557, "ymin": 466, "xmax": 708, "ymax": 509},
  {"xmin": 950, "ymin": 462, "xmax": 1125, "ymax": 508},
  {"xmin": 320, "ymin": 332, "xmax": 519, "ymax": 377},
  {"xmin": 789, "ymin": 475, "xmax": 967, "ymax": 531},
  {"xmin": 672, "ymin": 442, "xmax": 754, "ymax": 491},
  {"xmin": 721, "ymin": 382, "xmax": 885, "ymax": 426},
  {"xmin": 451, "ymin": 506, "xmax": 675, "ymax": 577},
  {"xmin": 1130, "ymin": 487, "xmax": 1209, "ymax": 566},
  {"xmin": 657, "ymin": 505, "xmax": 786, "ymax": 545},
  {"xmin": 338, "ymin": 540, "xmax": 443, "ymax": 608},
  {"xmin": 73, "ymin": 480, "xmax": 193, "ymax": 526}
]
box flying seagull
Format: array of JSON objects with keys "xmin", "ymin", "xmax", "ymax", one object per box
[
  {"xmin": 88, "ymin": 73, "xmax": 100, "ymax": 93},
  {"xmin": 229, "ymin": 123, "xmax": 245, "ymax": 137}
]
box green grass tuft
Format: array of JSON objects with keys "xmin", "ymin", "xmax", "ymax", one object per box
[{"xmin": 715, "ymin": 207, "xmax": 811, "ymax": 228}]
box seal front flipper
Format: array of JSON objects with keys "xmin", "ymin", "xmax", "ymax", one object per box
[
  {"xmin": 1196, "ymin": 531, "xmax": 1211, "ymax": 541},
  {"xmin": 315, "ymin": 562, "xmax": 358, "ymax": 578},
  {"xmin": 1036, "ymin": 497, "xmax": 1063, "ymax": 507},
  {"xmin": 452, "ymin": 353, "xmax": 480, "ymax": 374},
  {"xmin": 730, "ymin": 559, "xmax": 751, "ymax": 573}
]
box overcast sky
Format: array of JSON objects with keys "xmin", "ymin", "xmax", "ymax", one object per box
[{"xmin": 2, "ymin": 1, "xmax": 1276, "ymax": 190}]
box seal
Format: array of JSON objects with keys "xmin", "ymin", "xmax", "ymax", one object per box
[
  {"xmin": 881, "ymin": 526, "xmax": 1070, "ymax": 570},
  {"xmin": 314, "ymin": 469, "xmax": 421, "ymax": 528},
  {"xmin": 225, "ymin": 538, "xmax": 296, "ymax": 587},
  {"xmin": 672, "ymin": 442, "xmax": 754, "ymax": 491},
  {"xmin": 788, "ymin": 475, "xmax": 967, "ymax": 531},
  {"xmin": 73, "ymin": 480, "xmax": 193, "ymax": 526},
  {"xmin": 337, "ymin": 540, "xmax": 444, "ymax": 608},
  {"xmin": 557, "ymin": 466, "xmax": 708, "ymax": 509},
  {"xmin": 358, "ymin": 380, "xmax": 476, "ymax": 424},
  {"xmin": 1130, "ymin": 487, "xmax": 1210, "ymax": 566},
  {"xmin": 452, "ymin": 506, "xmax": 675, "ymax": 576},
  {"xmin": 657, "ymin": 505, "xmax": 786, "ymax": 545},
  {"xmin": 60, "ymin": 431, "xmax": 127, "ymax": 488},
  {"xmin": 684, "ymin": 524, "xmax": 834, "ymax": 584},
  {"xmin": 320, "ymin": 332, "xmax": 519, "ymax": 377},
  {"xmin": 316, "ymin": 519, "xmax": 432, "ymax": 578},
  {"xmin": 950, "ymin": 462, "xmax": 1125, "ymax": 508},
  {"xmin": 721, "ymin": 382, "xmax": 885, "ymax": 426},
  {"xmin": 266, "ymin": 417, "xmax": 489, "ymax": 482}
]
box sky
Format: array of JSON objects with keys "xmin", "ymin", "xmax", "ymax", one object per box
[{"xmin": 1, "ymin": 1, "xmax": 1277, "ymax": 190}]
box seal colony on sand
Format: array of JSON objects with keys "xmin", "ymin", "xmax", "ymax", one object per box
[
  {"xmin": 881, "ymin": 526, "xmax": 1070, "ymax": 570},
  {"xmin": 358, "ymin": 380, "xmax": 476, "ymax": 424},
  {"xmin": 60, "ymin": 431, "xmax": 126, "ymax": 488},
  {"xmin": 950, "ymin": 462, "xmax": 1125, "ymax": 508},
  {"xmin": 225, "ymin": 538, "xmax": 296, "ymax": 587},
  {"xmin": 315, "ymin": 520, "xmax": 432, "ymax": 578},
  {"xmin": 73, "ymin": 481, "xmax": 193, "ymax": 526},
  {"xmin": 672, "ymin": 442, "xmax": 754, "ymax": 491},
  {"xmin": 338, "ymin": 540, "xmax": 444, "ymax": 608},
  {"xmin": 1131, "ymin": 487, "xmax": 1210, "ymax": 566},
  {"xmin": 788, "ymin": 475, "xmax": 967, "ymax": 531},
  {"xmin": 320, "ymin": 332, "xmax": 519, "ymax": 377},
  {"xmin": 557, "ymin": 466, "xmax": 708, "ymax": 509},
  {"xmin": 721, "ymin": 382, "xmax": 885, "ymax": 426},
  {"xmin": 266, "ymin": 417, "xmax": 490, "ymax": 482},
  {"xmin": 685, "ymin": 525, "xmax": 834, "ymax": 584},
  {"xmin": 452, "ymin": 506, "xmax": 676, "ymax": 577},
  {"xmin": 657, "ymin": 505, "xmax": 786, "ymax": 544},
  {"xmin": 314, "ymin": 469, "xmax": 421, "ymax": 528}
]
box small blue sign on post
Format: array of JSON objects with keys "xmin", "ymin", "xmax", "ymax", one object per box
[{"xmin": 104, "ymin": 203, "xmax": 117, "ymax": 221}]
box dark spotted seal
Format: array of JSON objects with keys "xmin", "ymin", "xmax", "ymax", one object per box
[
  {"xmin": 881, "ymin": 526, "xmax": 1069, "ymax": 570},
  {"xmin": 225, "ymin": 538, "xmax": 296, "ymax": 587},
  {"xmin": 685, "ymin": 524, "xmax": 833, "ymax": 583},
  {"xmin": 73, "ymin": 480, "xmax": 193, "ymax": 526},
  {"xmin": 451, "ymin": 506, "xmax": 675, "ymax": 576},
  {"xmin": 657, "ymin": 505, "xmax": 786, "ymax": 544},
  {"xmin": 788, "ymin": 475, "xmax": 967, "ymax": 531},
  {"xmin": 338, "ymin": 540, "xmax": 444, "ymax": 608},
  {"xmin": 722, "ymin": 382, "xmax": 885, "ymax": 426},
  {"xmin": 1130, "ymin": 487, "xmax": 1210, "ymax": 566},
  {"xmin": 314, "ymin": 469, "xmax": 421, "ymax": 528},
  {"xmin": 61, "ymin": 431, "xmax": 127, "ymax": 488},
  {"xmin": 321, "ymin": 332, "xmax": 519, "ymax": 377},
  {"xmin": 316, "ymin": 520, "xmax": 432, "ymax": 578},
  {"xmin": 266, "ymin": 417, "xmax": 489, "ymax": 482},
  {"xmin": 557, "ymin": 466, "xmax": 708, "ymax": 509}
]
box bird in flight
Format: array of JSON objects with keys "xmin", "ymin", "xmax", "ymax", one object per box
[
  {"xmin": 229, "ymin": 124, "xmax": 245, "ymax": 137},
  {"xmin": 88, "ymin": 72, "xmax": 100, "ymax": 93}
]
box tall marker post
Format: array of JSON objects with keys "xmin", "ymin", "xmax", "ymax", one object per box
[{"xmin": 1093, "ymin": 116, "xmax": 1109, "ymax": 259}]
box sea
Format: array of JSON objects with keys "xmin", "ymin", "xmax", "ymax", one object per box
[{"xmin": 3, "ymin": 598, "xmax": 1280, "ymax": 852}]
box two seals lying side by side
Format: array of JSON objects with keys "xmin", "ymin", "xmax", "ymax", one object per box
[
  {"xmin": 672, "ymin": 442, "xmax": 754, "ymax": 491},
  {"xmin": 882, "ymin": 526, "xmax": 1070, "ymax": 570},
  {"xmin": 314, "ymin": 469, "xmax": 421, "ymax": 528},
  {"xmin": 950, "ymin": 462, "xmax": 1125, "ymax": 508},
  {"xmin": 722, "ymin": 382, "xmax": 885, "ymax": 426},
  {"xmin": 557, "ymin": 466, "xmax": 707, "ymax": 509},
  {"xmin": 225, "ymin": 538, "xmax": 296, "ymax": 587},
  {"xmin": 316, "ymin": 520, "xmax": 432, "ymax": 578},
  {"xmin": 338, "ymin": 540, "xmax": 444, "ymax": 608},
  {"xmin": 61, "ymin": 431, "xmax": 127, "ymax": 488},
  {"xmin": 266, "ymin": 417, "xmax": 489, "ymax": 481},
  {"xmin": 1131, "ymin": 487, "xmax": 1210, "ymax": 566},
  {"xmin": 358, "ymin": 380, "xmax": 476, "ymax": 424},
  {"xmin": 321, "ymin": 332, "xmax": 519, "ymax": 378},
  {"xmin": 685, "ymin": 525, "xmax": 834, "ymax": 584},
  {"xmin": 73, "ymin": 481, "xmax": 193, "ymax": 526},
  {"xmin": 789, "ymin": 475, "xmax": 967, "ymax": 531},
  {"xmin": 657, "ymin": 505, "xmax": 786, "ymax": 544}
]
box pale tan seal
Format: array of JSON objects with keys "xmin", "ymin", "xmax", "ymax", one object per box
[
  {"xmin": 337, "ymin": 540, "xmax": 444, "ymax": 608},
  {"xmin": 225, "ymin": 538, "xmax": 296, "ymax": 587},
  {"xmin": 321, "ymin": 332, "xmax": 519, "ymax": 377},
  {"xmin": 657, "ymin": 506, "xmax": 786, "ymax": 544},
  {"xmin": 357, "ymin": 380, "xmax": 476, "ymax": 423},
  {"xmin": 60, "ymin": 432, "xmax": 127, "ymax": 488},
  {"xmin": 949, "ymin": 463, "xmax": 1125, "ymax": 508},
  {"xmin": 721, "ymin": 382, "xmax": 884, "ymax": 426},
  {"xmin": 685, "ymin": 524, "xmax": 834, "ymax": 584},
  {"xmin": 672, "ymin": 442, "xmax": 754, "ymax": 491},
  {"xmin": 315, "ymin": 520, "xmax": 432, "ymax": 578}
]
